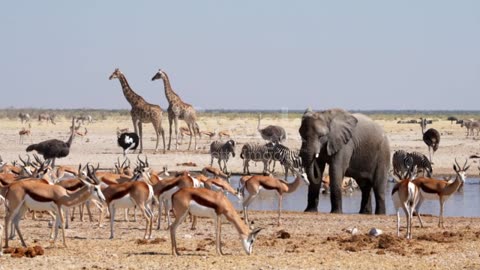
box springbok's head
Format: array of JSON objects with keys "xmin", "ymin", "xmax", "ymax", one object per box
[
  {"xmin": 453, "ymin": 158, "xmax": 470, "ymax": 183},
  {"xmin": 242, "ymin": 227, "xmax": 262, "ymax": 255},
  {"xmin": 151, "ymin": 69, "xmax": 165, "ymax": 81},
  {"xmin": 109, "ymin": 68, "xmax": 122, "ymax": 80},
  {"xmin": 84, "ymin": 164, "xmax": 106, "ymax": 203}
]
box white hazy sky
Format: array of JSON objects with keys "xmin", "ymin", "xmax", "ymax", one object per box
[{"xmin": 1, "ymin": 1, "xmax": 479, "ymax": 111}]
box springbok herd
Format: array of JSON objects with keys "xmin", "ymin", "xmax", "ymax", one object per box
[{"xmin": 1, "ymin": 112, "xmax": 480, "ymax": 258}]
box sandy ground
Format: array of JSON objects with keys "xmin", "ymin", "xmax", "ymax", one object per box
[{"xmin": 1, "ymin": 115, "xmax": 480, "ymax": 269}]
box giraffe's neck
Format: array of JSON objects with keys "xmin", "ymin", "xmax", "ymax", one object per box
[
  {"xmin": 161, "ymin": 73, "xmax": 180, "ymax": 105},
  {"xmin": 118, "ymin": 74, "xmax": 145, "ymax": 107}
]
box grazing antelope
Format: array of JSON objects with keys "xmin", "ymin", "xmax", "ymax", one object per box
[
  {"xmin": 413, "ymin": 159, "xmax": 470, "ymax": 228},
  {"xmin": 170, "ymin": 187, "xmax": 262, "ymax": 256},
  {"xmin": 202, "ymin": 165, "xmax": 229, "ymax": 181},
  {"xmin": 75, "ymin": 127, "xmax": 88, "ymax": 140},
  {"xmin": 116, "ymin": 127, "xmax": 130, "ymax": 136},
  {"xmin": 391, "ymin": 168, "xmax": 421, "ymax": 239},
  {"xmin": 320, "ymin": 175, "xmax": 359, "ymax": 194},
  {"xmin": 218, "ymin": 130, "xmax": 231, "ymax": 139},
  {"xmin": 240, "ymin": 171, "xmax": 309, "ymax": 226},
  {"xmin": 200, "ymin": 130, "xmax": 216, "ymax": 141},
  {"xmin": 151, "ymin": 171, "xmax": 202, "ymax": 230},
  {"xmin": 19, "ymin": 124, "xmax": 32, "ymax": 144},
  {"xmin": 3, "ymin": 165, "xmax": 105, "ymax": 248}
]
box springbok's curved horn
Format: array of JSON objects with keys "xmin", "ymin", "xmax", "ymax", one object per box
[
  {"xmin": 145, "ymin": 155, "xmax": 149, "ymax": 167},
  {"xmin": 463, "ymin": 159, "xmax": 468, "ymax": 170},
  {"xmin": 33, "ymin": 154, "xmax": 43, "ymax": 164},
  {"xmin": 137, "ymin": 155, "xmax": 145, "ymax": 167},
  {"xmin": 454, "ymin": 158, "xmax": 460, "ymax": 170},
  {"xmin": 126, "ymin": 158, "xmax": 131, "ymax": 168},
  {"xmin": 18, "ymin": 155, "xmax": 25, "ymax": 165}
]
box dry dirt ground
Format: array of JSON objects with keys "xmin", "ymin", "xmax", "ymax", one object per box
[{"xmin": 1, "ymin": 115, "xmax": 480, "ymax": 269}]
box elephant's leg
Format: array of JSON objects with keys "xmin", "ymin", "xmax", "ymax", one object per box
[
  {"xmin": 357, "ymin": 179, "xmax": 373, "ymax": 214},
  {"xmin": 372, "ymin": 181, "xmax": 386, "ymax": 215},
  {"xmin": 328, "ymin": 169, "xmax": 344, "ymax": 214},
  {"xmin": 305, "ymin": 181, "xmax": 321, "ymax": 212}
]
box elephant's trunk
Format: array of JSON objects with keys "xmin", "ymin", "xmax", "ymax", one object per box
[{"xmin": 302, "ymin": 152, "xmax": 321, "ymax": 185}]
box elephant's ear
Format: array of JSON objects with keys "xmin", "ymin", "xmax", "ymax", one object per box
[{"xmin": 327, "ymin": 111, "xmax": 358, "ymax": 156}]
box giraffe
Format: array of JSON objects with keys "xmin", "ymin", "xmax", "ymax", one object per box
[
  {"xmin": 109, "ymin": 68, "xmax": 166, "ymax": 154},
  {"xmin": 151, "ymin": 69, "xmax": 199, "ymax": 151}
]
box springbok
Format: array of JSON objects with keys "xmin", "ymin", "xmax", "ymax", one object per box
[
  {"xmin": 240, "ymin": 171, "xmax": 309, "ymax": 226},
  {"xmin": 3, "ymin": 165, "xmax": 105, "ymax": 248},
  {"xmin": 413, "ymin": 159, "xmax": 470, "ymax": 228},
  {"xmin": 170, "ymin": 187, "xmax": 262, "ymax": 256},
  {"xmin": 391, "ymin": 168, "xmax": 421, "ymax": 239}
]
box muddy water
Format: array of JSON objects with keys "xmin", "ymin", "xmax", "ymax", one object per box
[{"xmin": 227, "ymin": 177, "xmax": 480, "ymax": 217}]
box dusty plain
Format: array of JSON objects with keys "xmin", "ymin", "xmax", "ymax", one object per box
[{"xmin": 1, "ymin": 113, "xmax": 480, "ymax": 269}]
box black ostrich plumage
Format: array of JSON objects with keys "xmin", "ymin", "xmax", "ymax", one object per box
[
  {"xmin": 26, "ymin": 117, "xmax": 76, "ymax": 166},
  {"xmin": 423, "ymin": 128, "xmax": 440, "ymax": 152},
  {"xmin": 117, "ymin": 132, "xmax": 139, "ymax": 155},
  {"xmin": 26, "ymin": 139, "xmax": 71, "ymax": 159}
]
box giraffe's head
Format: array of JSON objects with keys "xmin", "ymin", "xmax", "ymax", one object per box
[
  {"xmin": 109, "ymin": 68, "xmax": 122, "ymax": 80},
  {"xmin": 151, "ymin": 69, "xmax": 165, "ymax": 81}
]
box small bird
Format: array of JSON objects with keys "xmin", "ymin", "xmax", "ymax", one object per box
[{"xmin": 117, "ymin": 132, "xmax": 140, "ymax": 156}]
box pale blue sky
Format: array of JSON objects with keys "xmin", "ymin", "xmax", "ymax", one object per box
[{"xmin": 1, "ymin": 1, "xmax": 479, "ymax": 110}]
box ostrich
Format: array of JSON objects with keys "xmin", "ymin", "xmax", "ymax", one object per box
[
  {"xmin": 420, "ymin": 118, "xmax": 440, "ymax": 164},
  {"xmin": 26, "ymin": 118, "xmax": 76, "ymax": 168},
  {"xmin": 117, "ymin": 132, "xmax": 140, "ymax": 156},
  {"xmin": 257, "ymin": 114, "xmax": 286, "ymax": 143}
]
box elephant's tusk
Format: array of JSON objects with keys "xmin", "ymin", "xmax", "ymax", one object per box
[{"xmin": 315, "ymin": 153, "xmax": 319, "ymax": 158}]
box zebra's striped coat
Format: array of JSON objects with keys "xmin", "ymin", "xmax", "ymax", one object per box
[{"xmin": 210, "ymin": 140, "xmax": 236, "ymax": 173}]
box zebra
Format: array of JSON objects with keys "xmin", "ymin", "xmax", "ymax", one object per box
[
  {"xmin": 269, "ymin": 143, "xmax": 303, "ymax": 179},
  {"xmin": 210, "ymin": 140, "xmax": 236, "ymax": 173},
  {"xmin": 408, "ymin": 151, "xmax": 433, "ymax": 177},
  {"xmin": 392, "ymin": 150, "xmax": 432, "ymax": 178},
  {"xmin": 392, "ymin": 150, "xmax": 413, "ymax": 178},
  {"xmin": 240, "ymin": 143, "xmax": 272, "ymax": 175},
  {"xmin": 18, "ymin": 112, "xmax": 30, "ymax": 124},
  {"xmin": 76, "ymin": 115, "xmax": 93, "ymax": 125},
  {"xmin": 461, "ymin": 120, "xmax": 480, "ymax": 136}
]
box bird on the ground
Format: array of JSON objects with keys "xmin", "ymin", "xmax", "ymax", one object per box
[
  {"xmin": 117, "ymin": 132, "xmax": 140, "ymax": 156},
  {"xmin": 26, "ymin": 118, "xmax": 76, "ymax": 168},
  {"xmin": 257, "ymin": 114, "xmax": 286, "ymax": 143},
  {"xmin": 420, "ymin": 118, "xmax": 440, "ymax": 164}
]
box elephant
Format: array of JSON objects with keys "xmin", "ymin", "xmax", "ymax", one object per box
[{"xmin": 299, "ymin": 108, "xmax": 390, "ymax": 214}]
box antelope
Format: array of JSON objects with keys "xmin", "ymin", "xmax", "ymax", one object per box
[
  {"xmin": 320, "ymin": 175, "xmax": 359, "ymax": 194},
  {"xmin": 116, "ymin": 127, "xmax": 130, "ymax": 136},
  {"xmin": 94, "ymin": 164, "xmax": 155, "ymax": 239},
  {"xmin": 2, "ymin": 165, "xmax": 105, "ymax": 248},
  {"xmin": 19, "ymin": 124, "xmax": 32, "ymax": 144},
  {"xmin": 391, "ymin": 168, "xmax": 421, "ymax": 239},
  {"xmin": 413, "ymin": 159, "xmax": 470, "ymax": 228},
  {"xmin": 170, "ymin": 187, "xmax": 262, "ymax": 256},
  {"xmin": 75, "ymin": 127, "xmax": 88, "ymax": 140},
  {"xmin": 240, "ymin": 171, "xmax": 309, "ymax": 226},
  {"xmin": 200, "ymin": 130, "xmax": 216, "ymax": 141},
  {"xmin": 218, "ymin": 130, "xmax": 231, "ymax": 139},
  {"xmin": 151, "ymin": 171, "xmax": 203, "ymax": 230},
  {"xmin": 202, "ymin": 165, "xmax": 229, "ymax": 181}
]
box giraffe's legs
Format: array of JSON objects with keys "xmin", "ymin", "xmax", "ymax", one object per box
[
  {"xmin": 187, "ymin": 123, "xmax": 193, "ymax": 151},
  {"xmin": 168, "ymin": 116, "xmax": 173, "ymax": 151},
  {"xmin": 174, "ymin": 117, "xmax": 179, "ymax": 150},
  {"xmin": 138, "ymin": 121, "xmax": 143, "ymax": 153}
]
